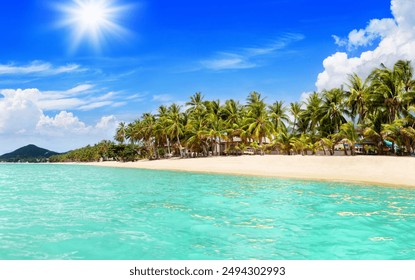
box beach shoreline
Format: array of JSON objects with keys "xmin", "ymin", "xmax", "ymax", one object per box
[{"xmin": 60, "ymin": 155, "xmax": 415, "ymax": 188}]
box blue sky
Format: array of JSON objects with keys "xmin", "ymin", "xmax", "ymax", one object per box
[{"xmin": 0, "ymin": 0, "xmax": 413, "ymax": 153}]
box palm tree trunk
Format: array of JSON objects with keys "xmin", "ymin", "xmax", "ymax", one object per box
[
  {"xmin": 166, "ymin": 136, "xmax": 171, "ymax": 156},
  {"xmin": 177, "ymin": 133, "xmax": 183, "ymax": 157},
  {"xmin": 211, "ymin": 138, "xmax": 215, "ymax": 156}
]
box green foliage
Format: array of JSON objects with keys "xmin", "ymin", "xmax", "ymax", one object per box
[
  {"xmin": 0, "ymin": 144, "xmax": 59, "ymax": 163},
  {"xmin": 48, "ymin": 59, "xmax": 415, "ymax": 161}
]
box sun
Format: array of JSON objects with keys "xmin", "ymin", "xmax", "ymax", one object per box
[{"xmin": 56, "ymin": 0, "xmax": 130, "ymax": 52}]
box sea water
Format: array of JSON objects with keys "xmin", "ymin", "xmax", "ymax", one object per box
[{"xmin": 0, "ymin": 164, "xmax": 414, "ymax": 260}]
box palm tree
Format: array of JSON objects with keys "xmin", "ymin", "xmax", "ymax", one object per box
[
  {"xmin": 103, "ymin": 59, "xmax": 415, "ymax": 161},
  {"xmin": 244, "ymin": 91, "xmax": 273, "ymax": 146},
  {"xmin": 115, "ymin": 122, "xmax": 126, "ymax": 144},
  {"xmin": 320, "ymin": 134, "xmax": 341, "ymax": 156},
  {"xmin": 220, "ymin": 99, "xmax": 243, "ymax": 152},
  {"xmin": 339, "ymin": 122, "xmax": 359, "ymax": 155},
  {"xmin": 165, "ymin": 103, "xmax": 185, "ymax": 157},
  {"xmin": 395, "ymin": 60, "xmax": 415, "ymax": 94},
  {"xmin": 156, "ymin": 105, "xmax": 171, "ymax": 156},
  {"xmin": 301, "ymin": 92, "xmax": 323, "ymax": 153},
  {"xmin": 369, "ymin": 62, "xmax": 405, "ymax": 124},
  {"xmin": 205, "ymin": 100, "xmax": 225, "ymax": 156},
  {"xmin": 186, "ymin": 92, "xmax": 205, "ymax": 114},
  {"xmin": 362, "ymin": 110, "xmax": 386, "ymax": 155},
  {"xmin": 290, "ymin": 133, "xmax": 310, "ymax": 155},
  {"xmin": 302, "ymin": 92, "xmax": 322, "ymax": 135},
  {"xmin": 246, "ymin": 91, "xmax": 264, "ymax": 105},
  {"xmin": 320, "ymin": 88, "xmax": 348, "ymax": 136},
  {"xmin": 346, "ymin": 73, "xmax": 369, "ymax": 124},
  {"xmin": 140, "ymin": 113, "xmax": 158, "ymax": 159},
  {"xmin": 97, "ymin": 140, "xmax": 113, "ymax": 160},
  {"xmin": 394, "ymin": 60, "xmax": 415, "ymax": 114},
  {"xmin": 269, "ymin": 100, "xmax": 289, "ymax": 134},
  {"xmin": 289, "ymin": 101, "xmax": 302, "ymax": 133},
  {"xmin": 272, "ymin": 126, "xmax": 294, "ymax": 155},
  {"xmin": 185, "ymin": 113, "xmax": 209, "ymax": 157}
]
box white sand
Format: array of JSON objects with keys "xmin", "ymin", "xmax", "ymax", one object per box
[{"xmin": 68, "ymin": 155, "xmax": 415, "ymax": 188}]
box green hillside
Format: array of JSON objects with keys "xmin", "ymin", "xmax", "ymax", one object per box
[{"xmin": 0, "ymin": 144, "xmax": 60, "ymax": 162}]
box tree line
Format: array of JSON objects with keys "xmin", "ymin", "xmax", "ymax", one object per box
[{"xmin": 50, "ymin": 60, "xmax": 415, "ymax": 162}]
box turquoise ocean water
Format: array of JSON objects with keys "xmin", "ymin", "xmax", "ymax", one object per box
[{"xmin": 0, "ymin": 163, "xmax": 414, "ymax": 260}]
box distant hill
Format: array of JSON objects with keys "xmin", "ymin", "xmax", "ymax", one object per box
[{"xmin": 0, "ymin": 144, "xmax": 60, "ymax": 162}]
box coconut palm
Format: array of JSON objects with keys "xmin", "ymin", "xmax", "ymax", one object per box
[
  {"xmin": 302, "ymin": 92, "xmax": 322, "ymax": 135},
  {"xmin": 339, "ymin": 122, "xmax": 359, "ymax": 155},
  {"xmin": 244, "ymin": 92, "xmax": 274, "ymax": 145},
  {"xmin": 140, "ymin": 113, "xmax": 158, "ymax": 158},
  {"xmin": 369, "ymin": 62, "xmax": 405, "ymax": 124},
  {"xmin": 155, "ymin": 105, "xmax": 172, "ymax": 156},
  {"xmin": 272, "ymin": 126, "xmax": 294, "ymax": 155},
  {"xmin": 290, "ymin": 133, "xmax": 310, "ymax": 155},
  {"xmin": 115, "ymin": 122, "xmax": 127, "ymax": 144},
  {"xmin": 205, "ymin": 100, "xmax": 225, "ymax": 156},
  {"xmin": 362, "ymin": 110, "xmax": 386, "ymax": 155},
  {"xmin": 185, "ymin": 113, "xmax": 209, "ymax": 157},
  {"xmin": 300, "ymin": 92, "xmax": 323, "ymax": 153},
  {"xmin": 186, "ymin": 92, "xmax": 206, "ymax": 114},
  {"xmin": 346, "ymin": 73, "xmax": 369, "ymax": 124},
  {"xmin": 394, "ymin": 60, "xmax": 415, "ymax": 114},
  {"xmin": 269, "ymin": 100, "xmax": 289, "ymax": 133},
  {"xmin": 395, "ymin": 60, "xmax": 415, "ymax": 94},
  {"xmin": 289, "ymin": 101, "xmax": 302, "ymax": 133},
  {"xmin": 320, "ymin": 88, "xmax": 348, "ymax": 136},
  {"xmin": 220, "ymin": 99, "xmax": 244, "ymax": 151},
  {"xmin": 165, "ymin": 103, "xmax": 185, "ymax": 157},
  {"xmin": 319, "ymin": 134, "xmax": 341, "ymax": 156}
]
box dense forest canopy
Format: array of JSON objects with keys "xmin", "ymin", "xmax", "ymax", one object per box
[{"xmin": 50, "ymin": 60, "xmax": 415, "ymax": 162}]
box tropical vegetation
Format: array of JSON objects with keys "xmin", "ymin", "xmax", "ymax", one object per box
[{"xmin": 50, "ymin": 60, "xmax": 415, "ymax": 162}]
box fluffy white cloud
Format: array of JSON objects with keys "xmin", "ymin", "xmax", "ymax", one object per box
[
  {"xmin": 0, "ymin": 89, "xmax": 43, "ymax": 134},
  {"xmin": 334, "ymin": 18, "xmax": 397, "ymax": 50},
  {"xmin": 37, "ymin": 111, "xmax": 88, "ymax": 135},
  {"xmin": 0, "ymin": 87, "xmax": 118, "ymax": 154},
  {"xmin": 317, "ymin": 0, "xmax": 415, "ymax": 91}
]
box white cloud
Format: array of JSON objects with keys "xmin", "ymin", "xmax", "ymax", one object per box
[
  {"xmin": 39, "ymin": 98, "xmax": 85, "ymax": 111},
  {"xmin": 201, "ymin": 54, "xmax": 256, "ymax": 70},
  {"xmin": 43, "ymin": 84, "xmax": 94, "ymax": 98},
  {"xmin": 96, "ymin": 115, "xmax": 117, "ymax": 129},
  {"xmin": 0, "ymin": 88, "xmax": 43, "ymax": 134},
  {"xmin": 201, "ymin": 33, "xmax": 304, "ymax": 71},
  {"xmin": 0, "ymin": 61, "xmax": 83, "ymax": 75},
  {"xmin": 36, "ymin": 111, "xmax": 117, "ymax": 136},
  {"xmin": 0, "ymin": 87, "xmax": 119, "ymax": 154},
  {"xmin": 334, "ymin": 18, "xmax": 397, "ymax": 50},
  {"xmin": 152, "ymin": 94, "xmax": 173, "ymax": 103},
  {"xmin": 2, "ymin": 85, "xmax": 117, "ymax": 111},
  {"xmin": 78, "ymin": 101, "xmax": 113, "ymax": 110},
  {"xmin": 317, "ymin": 0, "xmax": 415, "ymax": 91},
  {"xmin": 37, "ymin": 111, "xmax": 88, "ymax": 135}
]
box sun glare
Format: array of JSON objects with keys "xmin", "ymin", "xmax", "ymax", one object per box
[
  {"xmin": 78, "ymin": 2, "xmax": 106, "ymax": 31},
  {"xmin": 56, "ymin": 0, "xmax": 131, "ymax": 52}
]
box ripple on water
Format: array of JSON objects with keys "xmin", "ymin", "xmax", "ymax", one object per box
[{"xmin": 0, "ymin": 164, "xmax": 415, "ymax": 260}]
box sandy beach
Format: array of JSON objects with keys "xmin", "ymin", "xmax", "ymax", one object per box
[{"xmin": 69, "ymin": 155, "xmax": 415, "ymax": 188}]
